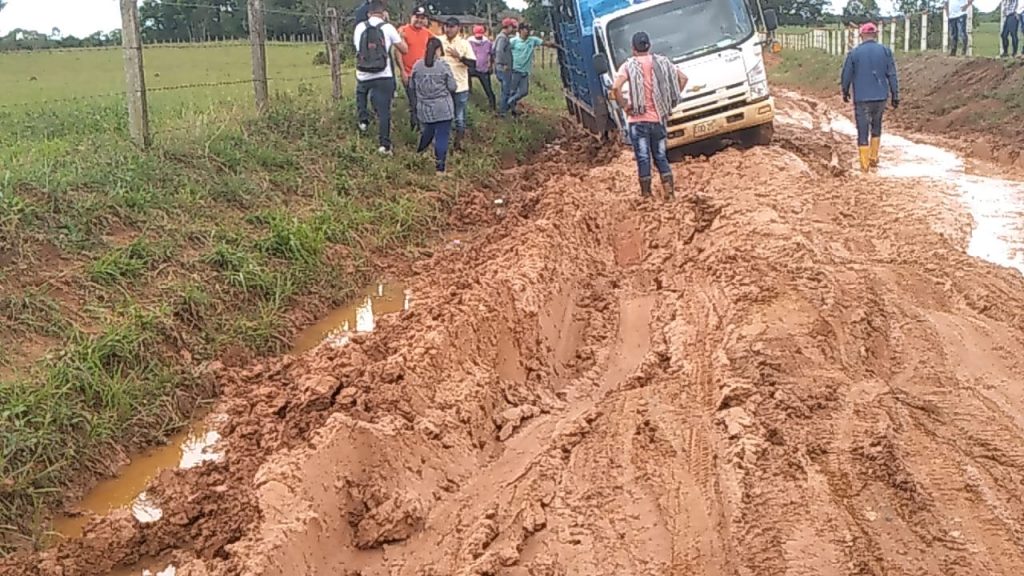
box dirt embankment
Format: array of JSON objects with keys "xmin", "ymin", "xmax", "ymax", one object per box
[
  {"xmin": 7, "ymin": 99, "xmax": 1024, "ymax": 575},
  {"xmin": 772, "ymin": 52, "xmax": 1024, "ymax": 168}
]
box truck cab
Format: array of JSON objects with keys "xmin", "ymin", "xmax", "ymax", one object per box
[{"xmin": 552, "ymin": 0, "xmax": 778, "ymax": 149}]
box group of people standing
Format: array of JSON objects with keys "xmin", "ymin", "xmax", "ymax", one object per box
[{"xmin": 352, "ymin": 2, "xmax": 555, "ymax": 175}]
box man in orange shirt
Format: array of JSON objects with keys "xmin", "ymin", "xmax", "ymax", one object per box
[{"xmin": 398, "ymin": 6, "xmax": 433, "ymax": 130}]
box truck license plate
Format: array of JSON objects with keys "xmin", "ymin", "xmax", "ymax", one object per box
[{"xmin": 695, "ymin": 119, "xmax": 717, "ymax": 135}]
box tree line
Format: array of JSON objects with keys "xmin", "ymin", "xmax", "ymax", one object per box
[
  {"xmin": 0, "ymin": 0, "xmax": 515, "ymax": 52},
  {"xmin": 1, "ymin": 0, "xmax": 1001, "ymax": 53}
]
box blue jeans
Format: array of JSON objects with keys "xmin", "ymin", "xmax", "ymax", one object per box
[
  {"xmin": 949, "ymin": 15, "xmax": 967, "ymax": 55},
  {"xmin": 356, "ymin": 76, "xmax": 395, "ymax": 149},
  {"xmin": 417, "ymin": 120, "xmax": 451, "ymax": 172},
  {"xmin": 854, "ymin": 100, "xmax": 885, "ymax": 146},
  {"xmin": 629, "ymin": 122, "xmax": 671, "ymax": 180},
  {"xmin": 452, "ymin": 91, "xmax": 470, "ymax": 133},
  {"xmin": 1002, "ymin": 13, "xmax": 1019, "ymax": 55},
  {"xmin": 507, "ymin": 71, "xmax": 530, "ymax": 113},
  {"xmin": 497, "ymin": 67, "xmax": 513, "ymax": 115}
]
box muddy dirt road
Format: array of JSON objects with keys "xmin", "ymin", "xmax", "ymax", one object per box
[{"xmin": 8, "ymin": 93, "xmax": 1024, "ymax": 576}]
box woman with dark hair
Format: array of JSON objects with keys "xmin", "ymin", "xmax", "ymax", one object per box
[{"xmin": 411, "ymin": 36, "xmax": 458, "ymax": 175}]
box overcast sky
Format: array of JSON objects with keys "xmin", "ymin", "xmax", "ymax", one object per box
[{"xmin": 0, "ymin": 0, "xmax": 1007, "ymax": 39}]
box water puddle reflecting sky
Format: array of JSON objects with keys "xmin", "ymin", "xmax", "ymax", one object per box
[{"xmin": 778, "ymin": 95, "xmax": 1024, "ymax": 274}]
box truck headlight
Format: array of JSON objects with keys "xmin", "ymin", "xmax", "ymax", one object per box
[{"xmin": 750, "ymin": 80, "xmax": 769, "ymax": 99}]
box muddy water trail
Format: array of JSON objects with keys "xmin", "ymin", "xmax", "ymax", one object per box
[
  {"xmin": 51, "ymin": 413, "xmax": 222, "ymax": 540},
  {"xmin": 51, "ymin": 282, "xmax": 408, "ymax": 548},
  {"xmin": 779, "ymin": 89, "xmax": 1024, "ymax": 274},
  {"xmin": 291, "ymin": 282, "xmax": 410, "ymax": 354}
]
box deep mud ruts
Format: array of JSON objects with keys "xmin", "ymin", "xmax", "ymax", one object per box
[{"xmin": 7, "ymin": 96, "xmax": 1024, "ymax": 575}]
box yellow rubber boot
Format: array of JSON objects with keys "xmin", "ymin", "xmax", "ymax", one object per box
[
  {"xmin": 869, "ymin": 137, "xmax": 880, "ymax": 168},
  {"xmin": 858, "ymin": 146, "xmax": 871, "ymax": 172}
]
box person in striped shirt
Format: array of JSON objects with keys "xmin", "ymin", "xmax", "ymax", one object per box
[{"xmin": 610, "ymin": 31, "xmax": 687, "ymax": 201}]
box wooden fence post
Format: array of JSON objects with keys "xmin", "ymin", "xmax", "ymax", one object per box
[
  {"xmin": 248, "ymin": 0, "xmax": 269, "ymax": 113},
  {"xmin": 120, "ymin": 0, "xmax": 150, "ymax": 149},
  {"xmin": 967, "ymin": 5, "xmax": 973, "ymax": 56},
  {"xmin": 943, "ymin": 7, "xmax": 949, "ymax": 53},
  {"xmin": 904, "ymin": 15, "xmax": 910, "ymax": 52},
  {"xmin": 878, "ymin": 20, "xmax": 885, "ymax": 47},
  {"xmin": 891, "ymin": 18, "xmax": 897, "ymax": 50},
  {"xmin": 921, "ymin": 12, "xmax": 928, "ymax": 51},
  {"xmin": 327, "ymin": 7, "xmax": 342, "ymax": 101}
]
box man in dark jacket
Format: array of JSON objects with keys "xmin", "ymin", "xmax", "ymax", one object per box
[{"xmin": 841, "ymin": 22, "xmax": 899, "ymax": 172}]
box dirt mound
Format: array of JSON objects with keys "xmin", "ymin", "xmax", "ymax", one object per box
[{"xmin": 7, "ymin": 100, "xmax": 1024, "ymax": 575}]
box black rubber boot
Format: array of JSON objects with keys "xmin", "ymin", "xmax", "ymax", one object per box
[
  {"xmin": 640, "ymin": 177, "xmax": 653, "ymax": 198},
  {"xmin": 661, "ymin": 174, "xmax": 675, "ymax": 200},
  {"xmin": 453, "ymin": 130, "xmax": 464, "ymax": 151}
]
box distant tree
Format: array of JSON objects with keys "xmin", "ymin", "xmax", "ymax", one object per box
[
  {"xmin": 842, "ymin": 0, "xmax": 881, "ymax": 22},
  {"xmin": 763, "ymin": 0, "xmax": 830, "ymax": 26},
  {"xmin": 51, "ymin": 27, "xmax": 62, "ymax": 40},
  {"xmin": 0, "ymin": 1, "xmax": 6, "ymax": 13}
]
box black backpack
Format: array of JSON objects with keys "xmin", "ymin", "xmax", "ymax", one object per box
[{"xmin": 357, "ymin": 23, "xmax": 389, "ymax": 73}]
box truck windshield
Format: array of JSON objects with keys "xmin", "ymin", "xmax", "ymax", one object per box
[{"xmin": 606, "ymin": 0, "xmax": 754, "ymax": 67}]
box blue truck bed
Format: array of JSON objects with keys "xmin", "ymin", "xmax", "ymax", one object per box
[{"xmin": 553, "ymin": 0, "xmax": 633, "ymax": 120}]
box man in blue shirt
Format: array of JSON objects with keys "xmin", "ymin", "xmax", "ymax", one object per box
[{"xmin": 841, "ymin": 22, "xmax": 899, "ymax": 172}]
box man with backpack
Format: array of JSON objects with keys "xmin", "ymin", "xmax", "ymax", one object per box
[{"xmin": 354, "ymin": 1, "xmax": 408, "ymax": 154}]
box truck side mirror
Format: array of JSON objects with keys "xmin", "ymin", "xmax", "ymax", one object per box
[
  {"xmin": 593, "ymin": 53, "xmax": 610, "ymax": 75},
  {"xmin": 762, "ymin": 8, "xmax": 779, "ymax": 32}
]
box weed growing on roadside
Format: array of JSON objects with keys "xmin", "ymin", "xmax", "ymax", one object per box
[{"xmin": 0, "ymin": 57, "xmax": 565, "ymax": 543}]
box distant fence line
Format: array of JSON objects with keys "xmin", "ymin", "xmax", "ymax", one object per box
[
  {"xmin": 6, "ymin": 0, "xmax": 556, "ymax": 151},
  {"xmin": 773, "ymin": 7, "xmax": 983, "ymax": 57}
]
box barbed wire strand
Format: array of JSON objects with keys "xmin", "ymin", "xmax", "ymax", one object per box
[
  {"xmin": 0, "ymin": 39, "xmax": 336, "ymax": 55},
  {"xmin": 0, "ymin": 74, "xmax": 334, "ymax": 109}
]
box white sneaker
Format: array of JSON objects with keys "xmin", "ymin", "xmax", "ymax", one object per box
[
  {"xmin": 378, "ymin": 146, "xmax": 392, "ymax": 155},
  {"xmin": 358, "ymin": 122, "xmax": 368, "ymax": 133}
]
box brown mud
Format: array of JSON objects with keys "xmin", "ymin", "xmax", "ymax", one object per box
[
  {"xmin": 7, "ymin": 96, "xmax": 1024, "ymax": 575},
  {"xmin": 771, "ymin": 52, "xmax": 1024, "ymax": 173}
]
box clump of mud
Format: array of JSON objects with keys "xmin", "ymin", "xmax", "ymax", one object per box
[{"xmin": 8, "ymin": 107, "xmax": 1024, "ymax": 576}]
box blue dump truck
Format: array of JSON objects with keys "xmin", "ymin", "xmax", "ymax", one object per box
[{"xmin": 549, "ymin": 0, "xmax": 779, "ymax": 149}]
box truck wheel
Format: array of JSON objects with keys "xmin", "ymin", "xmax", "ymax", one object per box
[{"xmin": 743, "ymin": 123, "xmax": 774, "ymax": 147}]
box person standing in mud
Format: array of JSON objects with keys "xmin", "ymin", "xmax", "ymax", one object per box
[
  {"xmin": 841, "ymin": 22, "xmax": 899, "ymax": 173},
  {"xmin": 610, "ymin": 31, "xmax": 687, "ymax": 200}
]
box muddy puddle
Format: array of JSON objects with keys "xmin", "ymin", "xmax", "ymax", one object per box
[
  {"xmin": 52, "ymin": 284, "xmax": 408, "ymax": 546},
  {"xmin": 50, "ymin": 414, "xmax": 223, "ymax": 542},
  {"xmin": 291, "ymin": 282, "xmax": 411, "ymax": 354},
  {"xmin": 779, "ymin": 97, "xmax": 1024, "ymax": 274}
]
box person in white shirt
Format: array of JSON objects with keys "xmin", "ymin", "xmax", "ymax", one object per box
[
  {"xmin": 946, "ymin": 0, "xmax": 973, "ymax": 56},
  {"xmin": 353, "ymin": 1, "xmax": 408, "ymax": 154}
]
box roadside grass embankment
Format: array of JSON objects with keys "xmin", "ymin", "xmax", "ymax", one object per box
[{"xmin": 0, "ymin": 43, "xmax": 565, "ymax": 550}]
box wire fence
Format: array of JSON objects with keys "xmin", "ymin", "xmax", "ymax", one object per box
[
  {"xmin": 771, "ymin": 7, "xmax": 990, "ymax": 57},
  {"xmin": 0, "ymin": 0, "xmax": 354, "ymax": 149}
]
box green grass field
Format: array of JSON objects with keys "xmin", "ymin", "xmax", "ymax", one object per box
[{"xmin": 0, "ymin": 42, "xmax": 565, "ymax": 550}]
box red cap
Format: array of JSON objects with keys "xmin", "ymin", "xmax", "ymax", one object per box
[
  {"xmin": 501, "ymin": 17, "xmax": 517, "ymax": 27},
  {"xmin": 860, "ymin": 22, "xmax": 877, "ymax": 35},
  {"xmin": 473, "ymin": 25, "xmax": 486, "ymax": 36}
]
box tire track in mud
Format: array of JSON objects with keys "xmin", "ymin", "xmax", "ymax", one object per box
[{"xmin": 7, "ymin": 100, "xmax": 1024, "ymax": 575}]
